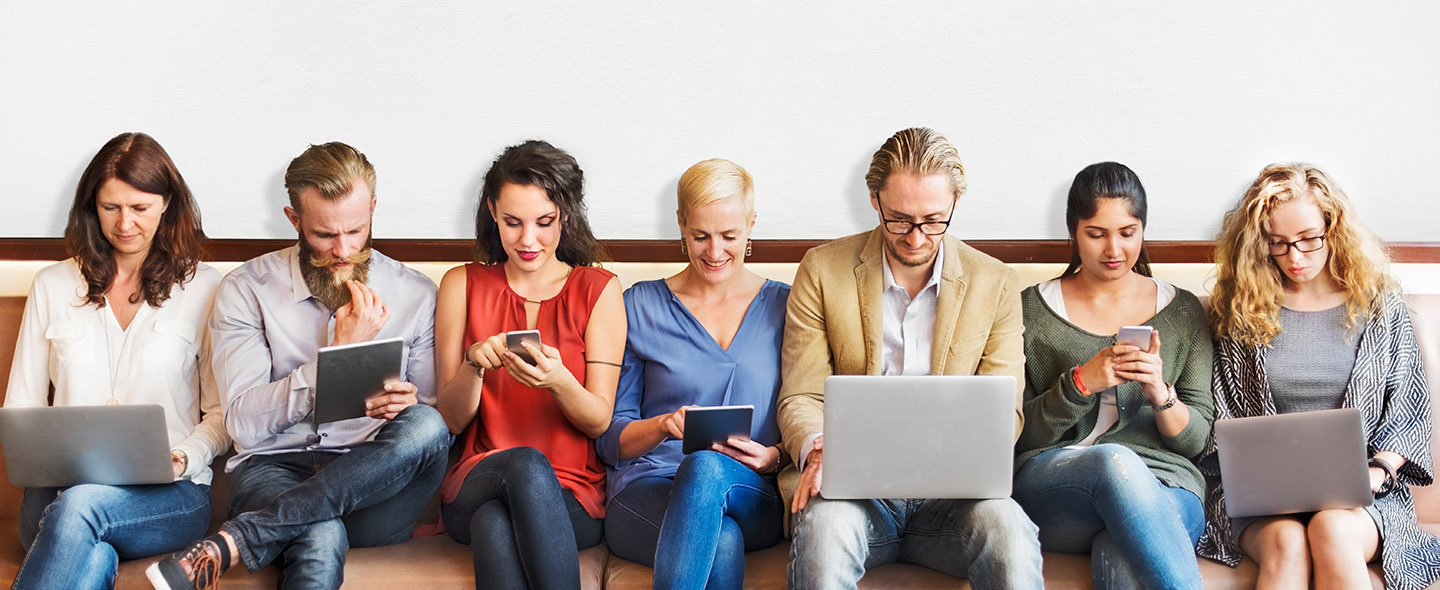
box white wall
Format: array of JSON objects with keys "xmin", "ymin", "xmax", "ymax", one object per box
[{"xmin": 1, "ymin": 2, "xmax": 1436, "ymax": 242}]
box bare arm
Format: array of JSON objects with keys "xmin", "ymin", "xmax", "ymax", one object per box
[{"xmin": 434, "ymin": 265, "xmax": 482, "ymax": 434}]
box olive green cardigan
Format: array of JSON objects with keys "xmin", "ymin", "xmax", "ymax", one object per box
[{"xmin": 1014, "ymin": 283, "xmax": 1215, "ymax": 500}]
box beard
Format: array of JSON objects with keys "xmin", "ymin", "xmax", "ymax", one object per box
[
  {"xmin": 883, "ymin": 236, "xmax": 939, "ymax": 268},
  {"xmin": 299, "ymin": 237, "xmax": 373, "ymax": 311}
]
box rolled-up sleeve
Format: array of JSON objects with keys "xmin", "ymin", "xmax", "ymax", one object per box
[{"xmin": 210, "ymin": 275, "xmax": 318, "ymax": 450}]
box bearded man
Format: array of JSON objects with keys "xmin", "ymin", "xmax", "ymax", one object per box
[{"xmin": 148, "ymin": 142, "xmax": 448, "ymax": 590}]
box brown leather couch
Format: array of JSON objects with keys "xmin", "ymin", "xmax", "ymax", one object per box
[{"xmin": 3, "ymin": 291, "xmax": 1440, "ymax": 589}]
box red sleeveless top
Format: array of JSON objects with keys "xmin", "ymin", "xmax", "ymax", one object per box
[{"xmin": 440, "ymin": 263, "xmax": 614, "ymax": 518}]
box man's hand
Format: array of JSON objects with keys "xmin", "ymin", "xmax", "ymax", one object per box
[
  {"xmin": 332, "ymin": 280, "xmax": 390, "ymax": 346},
  {"xmin": 366, "ymin": 381, "xmax": 418, "ymax": 420},
  {"xmin": 791, "ymin": 435, "xmax": 824, "ymax": 513}
]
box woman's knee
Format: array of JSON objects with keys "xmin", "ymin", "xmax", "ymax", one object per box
[
  {"xmin": 1307, "ymin": 509, "xmax": 1376, "ymax": 559},
  {"xmin": 489, "ymin": 447, "xmax": 559, "ymax": 488},
  {"xmin": 41, "ymin": 484, "xmax": 119, "ymax": 537},
  {"xmin": 673, "ymin": 451, "xmax": 743, "ymax": 505},
  {"xmin": 1246, "ymin": 518, "xmax": 1310, "ymax": 568}
]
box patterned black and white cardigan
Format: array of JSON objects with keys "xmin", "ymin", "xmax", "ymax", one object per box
[{"xmin": 1196, "ymin": 293, "xmax": 1440, "ymax": 590}]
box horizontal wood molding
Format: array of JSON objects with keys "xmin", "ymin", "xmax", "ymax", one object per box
[{"xmin": 2, "ymin": 237, "xmax": 1439, "ymax": 264}]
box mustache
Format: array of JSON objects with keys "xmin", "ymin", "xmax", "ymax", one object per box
[{"xmin": 307, "ymin": 248, "xmax": 371, "ymax": 268}]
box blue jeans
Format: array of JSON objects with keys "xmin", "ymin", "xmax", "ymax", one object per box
[
  {"xmin": 605, "ymin": 451, "xmax": 783, "ymax": 590},
  {"xmin": 1012, "ymin": 444, "xmax": 1205, "ymax": 590},
  {"xmin": 788, "ymin": 494, "xmax": 1043, "ymax": 590},
  {"xmin": 14, "ymin": 481, "xmax": 210, "ymax": 590},
  {"xmin": 223, "ymin": 404, "xmax": 448, "ymax": 590},
  {"xmin": 440, "ymin": 446, "xmax": 603, "ymax": 590}
]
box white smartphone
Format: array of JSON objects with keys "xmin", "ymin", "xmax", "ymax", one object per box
[
  {"xmin": 1116, "ymin": 325, "xmax": 1154, "ymax": 349},
  {"xmin": 506, "ymin": 330, "xmax": 542, "ymax": 365}
]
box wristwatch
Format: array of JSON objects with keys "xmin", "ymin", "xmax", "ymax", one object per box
[{"xmin": 1151, "ymin": 383, "xmax": 1178, "ymax": 412}]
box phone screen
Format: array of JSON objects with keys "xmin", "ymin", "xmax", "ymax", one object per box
[{"xmin": 506, "ymin": 330, "xmax": 542, "ymax": 365}]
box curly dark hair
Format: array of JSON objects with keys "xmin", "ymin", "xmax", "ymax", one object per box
[
  {"xmin": 65, "ymin": 132, "xmax": 204, "ymax": 308},
  {"xmin": 473, "ymin": 140, "xmax": 605, "ymax": 266}
]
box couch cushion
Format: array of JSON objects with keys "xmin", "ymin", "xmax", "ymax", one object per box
[
  {"xmin": 604, "ymin": 543, "xmax": 788, "ymax": 589},
  {"xmin": 112, "ymin": 537, "xmax": 609, "ymax": 590}
]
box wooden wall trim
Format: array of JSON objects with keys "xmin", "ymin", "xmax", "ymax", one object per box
[{"xmin": 2, "ymin": 237, "xmax": 1439, "ymax": 264}]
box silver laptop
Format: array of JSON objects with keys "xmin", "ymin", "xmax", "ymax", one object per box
[
  {"xmin": 821, "ymin": 375, "xmax": 1017, "ymax": 499},
  {"xmin": 1214, "ymin": 407, "xmax": 1373, "ymax": 518},
  {"xmin": 0, "ymin": 405, "xmax": 174, "ymax": 487}
]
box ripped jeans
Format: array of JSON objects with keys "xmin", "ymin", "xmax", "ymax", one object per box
[{"xmin": 1012, "ymin": 444, "xmax": 1204, "ymax": 590}]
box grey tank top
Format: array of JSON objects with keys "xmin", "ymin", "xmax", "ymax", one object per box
[{"xmin": 1268, "ymin": 305, "xmax": 1361, "ymax": 414}]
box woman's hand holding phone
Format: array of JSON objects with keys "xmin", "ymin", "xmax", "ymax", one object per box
[
  {"xmin": 1076, "ymin": 326, "xmax": 1159, "ymax": 395},
  {"xmin": 1112, "ymin": 329, "xmax": 1169, "ymax": 405},
  {"xmin": 503, "ymin": 340, "xmax": 578, "ymax": 392}
]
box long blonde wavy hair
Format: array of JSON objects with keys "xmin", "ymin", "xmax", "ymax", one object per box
[{"xmin": 1208, "ymin": 162, "xmax": 1394, "ymax": 346}]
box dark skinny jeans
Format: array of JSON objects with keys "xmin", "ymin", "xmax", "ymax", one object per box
[{"xmin": 440, "ymin": 446, "xmax": 602, "ymax": 590}]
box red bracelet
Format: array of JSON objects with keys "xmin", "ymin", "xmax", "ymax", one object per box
[{"xmin": 1072, "ymin": 366, "xmax": 1092, "ymax": 396}]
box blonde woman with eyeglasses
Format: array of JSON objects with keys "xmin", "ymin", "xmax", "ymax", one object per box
[{"xmin": 1197, "ymin": 163, "xmax": 1440, "ymax": 590}]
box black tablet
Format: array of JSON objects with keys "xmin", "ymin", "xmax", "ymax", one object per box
[
  {"xmin": 683, "ymin": 405, "xmax": 754, "ymax": 454},
  {"xmin": 315, "ymin": 337, "xmax": 405, "ymax": 423}
]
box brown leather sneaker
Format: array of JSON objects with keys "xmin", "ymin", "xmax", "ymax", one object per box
[{"xmin": 145, "ymin": 539, "xmax": 224, "ymax": 590}]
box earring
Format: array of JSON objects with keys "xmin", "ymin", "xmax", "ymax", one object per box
[
  {"xmin": 680, "ymin": 241, "xmax": 687, "ymax": 255},
  {"xmin": 745, "ymin": 240, "xmax": 753, "ymax": 257}
]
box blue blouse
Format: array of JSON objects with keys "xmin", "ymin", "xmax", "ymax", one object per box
[{"xmin": 596, "ymin": 278, "xmax": 790, "ymax": 499}]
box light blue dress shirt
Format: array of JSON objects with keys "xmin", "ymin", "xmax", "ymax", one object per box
[
  {"xmin": 208, "ymin": 245, "xmax": 437, "ymax": 471},
  {"xmin": 596, "ymin": 279, "xmax": 790, "ymax": 499}
]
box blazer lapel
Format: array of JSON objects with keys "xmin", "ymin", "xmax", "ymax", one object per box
[
  {"xmin": 855, "ymin": 230, "xmax": 885, "ymax": 375},
  {"xmin": 931, "ymin": 236, "xmax": 966, "ymax": 374}
]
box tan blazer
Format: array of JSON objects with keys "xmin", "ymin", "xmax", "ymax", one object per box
[{"xmin": 775, "ymin": 228, "xmax": 1026, "ymax": 507}]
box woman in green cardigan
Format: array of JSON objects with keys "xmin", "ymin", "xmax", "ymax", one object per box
[{"xmin": 1012, "ymin": 162, "xmax": 1215, "ymax": 590}]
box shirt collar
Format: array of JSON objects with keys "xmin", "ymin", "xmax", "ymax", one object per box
[
  {"xmin": 881, "ymin": 244, "xmax": 945, "ymax": 297},
  {"xmin": 285, "ymin": 245, "xmax": 318, "ymax": 304}
]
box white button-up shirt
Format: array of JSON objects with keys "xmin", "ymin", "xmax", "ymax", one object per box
[{"xmin": 5, "ymin": 259, "xmax": 230, "ymax": 486}]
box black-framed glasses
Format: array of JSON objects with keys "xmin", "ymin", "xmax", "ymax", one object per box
[
  {"xmin": 1268, "ymin": 235, "xmax": 1326, "ymax": 257},
  {"xmin": 875, "ymin": 194, "xmax": 955, "ymax": 236}
]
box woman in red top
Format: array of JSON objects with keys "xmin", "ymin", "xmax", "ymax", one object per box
[{"xmin": 434, "ymin": 140, "xmax": 626, "ymax": 590}]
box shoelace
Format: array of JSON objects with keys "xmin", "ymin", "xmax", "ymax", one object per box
[{"xmin": 179, "ymin": 542, "xmax": 222, "ymax": 589}]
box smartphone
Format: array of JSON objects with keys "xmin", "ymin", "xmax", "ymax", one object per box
[
  {"xmin": 1116, "ymin": 325, "xmax": 1154, "ymax": 349},
  {"xmin": 506, "ymin": 330, "xmax": 542, "ymax": 365}
]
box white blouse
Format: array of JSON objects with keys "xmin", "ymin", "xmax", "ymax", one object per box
[{"xmin": 4, "ymin": 259, "xmax": 229, "ymax": 486}]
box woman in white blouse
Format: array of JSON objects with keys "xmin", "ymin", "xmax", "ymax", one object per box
[{"xmin": 4, "ymin": 132, "xmax": 229, "ymax": 590}]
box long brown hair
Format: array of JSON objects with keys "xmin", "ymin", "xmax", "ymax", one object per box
[
  {"xmin": 65, "ymin": 132, "xmax": 205, "ymax": 308},
  {"xmin": 474, "ymin": 140, "xmax": 605, "ymax": 266}
]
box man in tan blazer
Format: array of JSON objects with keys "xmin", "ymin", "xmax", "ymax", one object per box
[{"xmin": 778, "ymin": 127, "xmax": 1042, "ymax": 589}]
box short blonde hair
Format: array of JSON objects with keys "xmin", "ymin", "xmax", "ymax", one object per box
[
  {"xmin": 864, "ymin": 127, "xmax": 966, "ymax": 200},
  {"xmin": 284, "ymin": 142, "xmax": 377, "ymax": 211},
  {"xmin": 676, "ymin": 158, "xmax": 755, "ymax": 225},
  {"xmin": 1209, "ymin": 162, "xmax": 1394, "ymax": 346}
]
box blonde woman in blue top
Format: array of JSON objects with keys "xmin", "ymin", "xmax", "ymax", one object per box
[{"xmin": 596, "ymin": 159, "xmax": 789, "ymax": 590}]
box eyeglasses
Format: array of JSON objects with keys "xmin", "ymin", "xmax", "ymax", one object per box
[
  {"xmin": 875, "ymin": 194, "xmax": 955, "ymax": 236},
  {"xmin": 1268, "ymin": 235, "xmax": 1326, "ymax": 257}
]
